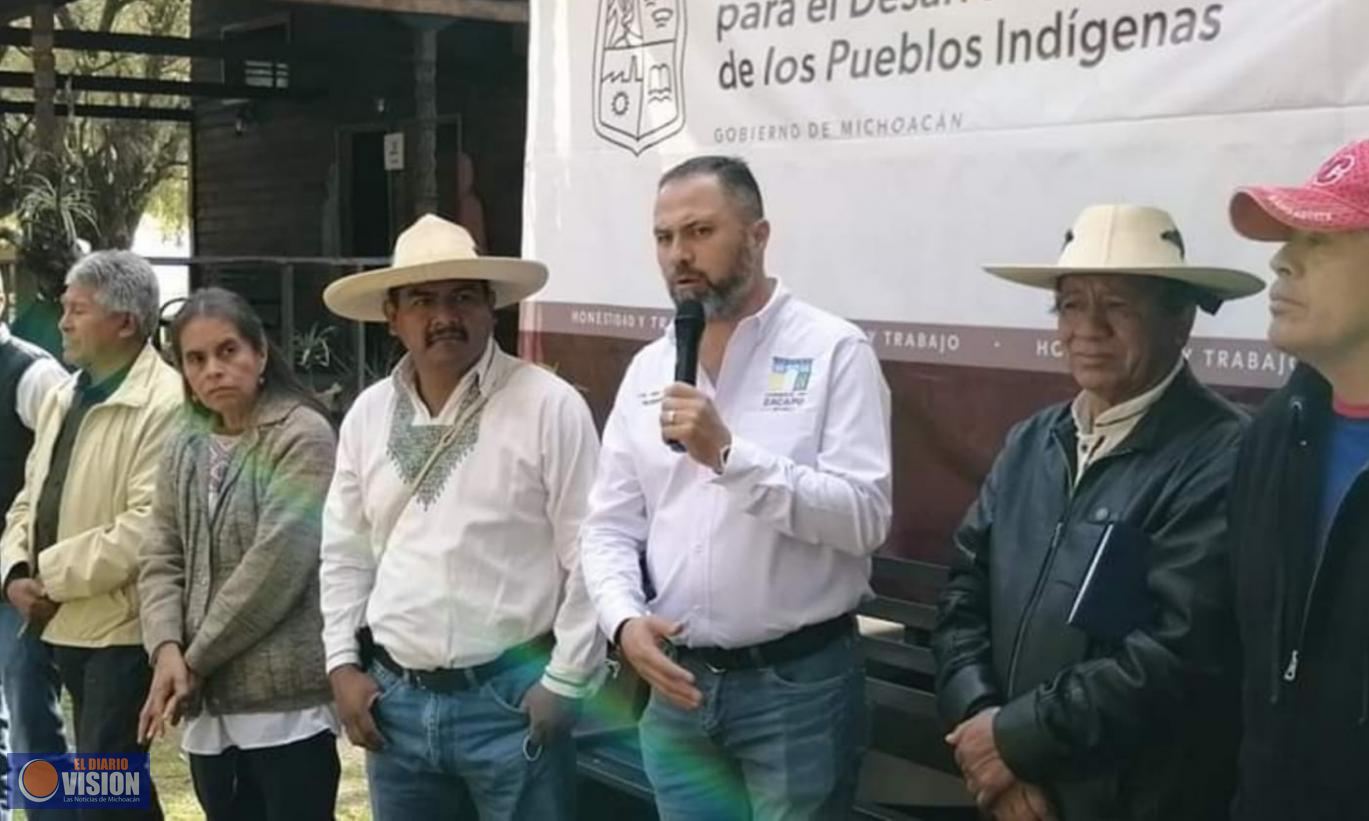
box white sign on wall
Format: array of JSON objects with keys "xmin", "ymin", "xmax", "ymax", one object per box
[
  {"xmin": 383, "ymin": 131, "xmax": 405, "ymax": 171},
  {"xmin": 523, "ymin": 0, "xmax": 1369, "ymax": 387}
]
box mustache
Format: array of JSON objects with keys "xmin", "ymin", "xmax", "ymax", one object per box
[
  {"xmin": 670, "ymin": 267, "xmax": 713, "ymax": 287},
  {"xmin": 426, "ymin": 325, "xmax": 469, "ymax": 344}
]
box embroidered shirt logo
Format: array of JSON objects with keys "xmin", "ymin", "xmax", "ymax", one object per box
[
  {"xmin": 764, "ymin": 357, "xmax": 813, "ymax": 410},
  {"xmin": 387, "ymin": 386, "xmax": 483, "ymax": 507}
]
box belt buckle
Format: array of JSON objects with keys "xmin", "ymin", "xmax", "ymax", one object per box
[{"xmin": 704, "ymin": 661, "xmax": 726, "ymax": 675}]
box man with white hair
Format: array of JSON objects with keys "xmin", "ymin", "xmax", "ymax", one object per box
[{"xmin": 2, "ymin": 251, "xmax": 181, "ymax": 820}]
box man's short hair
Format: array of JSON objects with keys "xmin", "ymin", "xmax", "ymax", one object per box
[
  {"xmin": 66, "ymin": 250, "xmax": 161, "ymax": 340},
  {"xmin": 659, "ymin": 156, "xmax": 765, "ymax": 223}
]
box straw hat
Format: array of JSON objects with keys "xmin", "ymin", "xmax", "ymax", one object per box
[
  {"xmin": 323, "ymin": 214, "xmax": 547, "ymax": 322},
  {"xmin": 985, "ymin": 204, "xmax": 1264, "ymax": 306}
]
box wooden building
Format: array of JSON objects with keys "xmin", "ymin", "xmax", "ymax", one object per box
[
  {"xmin": 0, "ymin": 1, "xmax": 1089, "ymax": 815},
  {"xmin": 192, "ymin": 0, "xmax": 528, "ymax": 260},
  {"xmin": 183, "ymin": 0, "xmax": 531, "ymax": 386}
]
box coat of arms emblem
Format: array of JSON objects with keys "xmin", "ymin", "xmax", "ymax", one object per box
[{"xmin": 593, "ymin": 0, "xmax": 687, "ymax": 155}]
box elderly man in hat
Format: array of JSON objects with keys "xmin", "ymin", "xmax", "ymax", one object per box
[
  {"xmin": 1225, "ymin": 140, "xmax": 1369, "ymax": 821},
  {"xmin": 932, "ymin": 204, "xmax": 1263, "ymax": 821},
  {"xmin": 318, "ymin": 215, "xmax": 606, "ymax": 820}
]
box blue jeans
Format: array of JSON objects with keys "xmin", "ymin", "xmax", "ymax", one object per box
[
  {"xmin": 639, "ymin": 632, "xmax": 868, "ymax": 821},
  {"xmin": 366, "ymin": 657, "xmax": 576, "ymax": 821},
  {"xmin": 0, "ymin": 603, "xmax": 73, "ymax": 821}
]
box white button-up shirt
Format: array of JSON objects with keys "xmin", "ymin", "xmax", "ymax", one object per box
[
  {"xmin": 320, "ymin": 343, "xmax": 606, "ymax": 698},
  {"xmin": 581, "ymin": 282, "xmax": 893, "ymax": 649},
  {"xmin": 0, "ymin": 324, "xmax": 67, "ymax": 430}
]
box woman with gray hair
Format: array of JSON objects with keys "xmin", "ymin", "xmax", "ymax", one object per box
[{"xmin": 138, "ymin": 287, "xmax": 340, "ymax": 820}]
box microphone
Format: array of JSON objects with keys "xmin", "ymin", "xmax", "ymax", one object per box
[{"xmin": 667, "ymin": 299, "xmax": 705, "ymax": 453}]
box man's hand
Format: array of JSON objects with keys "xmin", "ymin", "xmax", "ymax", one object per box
[
  {"xmin": 661, "ymin": 383, "xmax": 731, "ymax": 472},
  {"xmin": 138, "ymin": 643, "xmax": 197, "ymax": 743},
  {"xmin": 330, "ymin": 665, "xmax": 385, "ymax": 751},
  {"xmin": 992, "ymin": 783, "xmax": 1055, "ymax": 821},
  {"xmin": 946, "ymin": 707, "xmax": 1016, "ymax": 811},
  {"xmin": 6, "ymin": 579, "xmax": 57, "ymax": 632},
  {"xmin": 619, "ymin": 616, "xmax": 702, "ymax": 710},
  {"xmin": 522, "ymin": 682, "xmax": 579, "ymax": 747}
]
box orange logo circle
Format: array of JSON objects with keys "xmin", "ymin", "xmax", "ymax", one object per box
[{"xmin": 19, "ymin": 760, "xmax": 60, "ymax": 802}]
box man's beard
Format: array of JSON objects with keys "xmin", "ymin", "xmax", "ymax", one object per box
[{"xmin": 670, "ymin": 244, "xmax": 758, "ymax": 320}]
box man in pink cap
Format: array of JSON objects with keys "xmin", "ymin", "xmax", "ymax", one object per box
[{"xmin": 1227, "ymin": 139, "xmax": 1369, "ymax": 821}]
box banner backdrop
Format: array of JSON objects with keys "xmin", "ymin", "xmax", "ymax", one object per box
[{"xmin": 523, "ymin": 0, "xmax": 1369, "ymax": 387}]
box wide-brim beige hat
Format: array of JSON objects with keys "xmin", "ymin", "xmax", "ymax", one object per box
[
  {"xmin": 985, "ymin": 204, "xmax": 1265, "ymax": 304},
  {"xmin": 323, "ymin": 214, "xmax": 548, "ymax": 322}
]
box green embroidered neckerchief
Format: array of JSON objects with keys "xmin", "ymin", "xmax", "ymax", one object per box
[{"xmin": 386, "ymin": 379, "xmax": 484, "ymax": 508}]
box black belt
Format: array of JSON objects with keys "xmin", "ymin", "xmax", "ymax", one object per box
[
  {"xmin": 677, "ymin": 614, "xmax": 854, "ymax": 673},
  {"xmin": 373, "ymin": 634, "xmax": 553, "ymax": 694}
]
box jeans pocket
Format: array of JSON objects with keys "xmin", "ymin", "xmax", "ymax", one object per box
[
  {"xmin": 370, "ymin": 662, "xmax": 406, "ymax": 704},
  {"xmin": 484, "ymin": 667, "xmax": 535, "ymax": 718},
  {"xmin": 762, "ymin": 635, "xmax": 859, "ymax": 691}
]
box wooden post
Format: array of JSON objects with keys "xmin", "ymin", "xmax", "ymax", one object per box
[
  {"xmin": 281, "ymin": 263, "xmax": 296, "ymax": 370},
  {"xmin": 413, "ymin": 25, "xmax": 439, "ymax": 218},
  {"xmin": 352, "ymin": 265, "xmax": 367, "ymax": 396},
  {"xmin": 32, "ymin": 3, "xmax": 58, "ymax": 164}
]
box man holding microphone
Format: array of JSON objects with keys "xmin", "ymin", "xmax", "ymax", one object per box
[{"xmin": 581, "ymin": 155, "xmax": 894, "ymax": 820}]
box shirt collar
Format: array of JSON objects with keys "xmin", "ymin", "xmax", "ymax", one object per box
[
  {"xmin": 0, "ymin": 323, "xmax": 10, "ymax": 345},
  {"xmin": 663, "ymin": 278, "xmax": 790, "ymax": 347},
  {"xmin": 393, "ymin": 339, "xmax": 497, "ymax": 417},
  {"xmin": 76, "ymin": 359, "xmax": 135, "ymax": 405},
  {"xmin": 1072, "ymin": 356, "xmax": 1186, "ymax": 436},
  {"xmin": 743, "ymin": 278, "xmax": 789, "ymax": 338},
  {"xmin": 1332, "ymin": 396, "xmax": 1369, "ymax": 420}
]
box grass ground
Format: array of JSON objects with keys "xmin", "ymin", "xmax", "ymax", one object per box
[
  {"xmin": 142, "ymin": 727, "xmax": 372, "ymax": 820},
  {"xmin": 15, "ymin": 699, "xmax": 372, "ymax": 820}
]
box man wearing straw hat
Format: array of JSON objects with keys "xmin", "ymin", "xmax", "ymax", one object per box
[
  {"xmin": 318, "ymin": 214, "xmax": 605, "ymax": 819},
  {"xmin": 933, "ymin": 204, "xmax": 1262, "ymax": 820},
  {"xmin": 1225, "ymin": 140, "xmax": 1369, "ymax": 821}
]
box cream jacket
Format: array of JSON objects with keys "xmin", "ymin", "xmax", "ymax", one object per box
[{"xmin": 1, "ymin": 344, "xmax": 183, "ymax": 647}]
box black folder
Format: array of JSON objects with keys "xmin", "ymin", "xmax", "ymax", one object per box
[{"xmin": 1067, "ymin": 522, "xmax": 1155, "ymax": 642}]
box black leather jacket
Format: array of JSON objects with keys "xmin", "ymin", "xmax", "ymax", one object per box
[{"xmin": 933, "ymin": 366, "xmax": 1244, "ymax": 820}]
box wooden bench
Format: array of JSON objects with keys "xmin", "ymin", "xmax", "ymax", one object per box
[{"xmin": 574, "ymin": 557, "xmax": 976, "ymax": 820}]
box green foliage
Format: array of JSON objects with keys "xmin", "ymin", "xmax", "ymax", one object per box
[
  {"xmin": 293, "ymin": 323, "xmax": 340, "ymax": 372},
  {"xmin": 0, "ymin": 0, "xmax": 191, "ymax": 263},
  {"xmin": 0, "ymin": 149, "xmax": 97, "ymax": 299}
]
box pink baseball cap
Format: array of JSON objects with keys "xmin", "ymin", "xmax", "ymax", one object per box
[{"xmin": 1230, "ymin": 139, "xmax": 1369, "ymax": 241}]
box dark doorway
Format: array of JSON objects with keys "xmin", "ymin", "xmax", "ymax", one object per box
[
  {"xmin": 344, "ymin": 129, "xmax": 396, "ymax": 258},
  {"xmin": 337, "ymin": 119, "xmax": 519, "ymax": 358}
]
